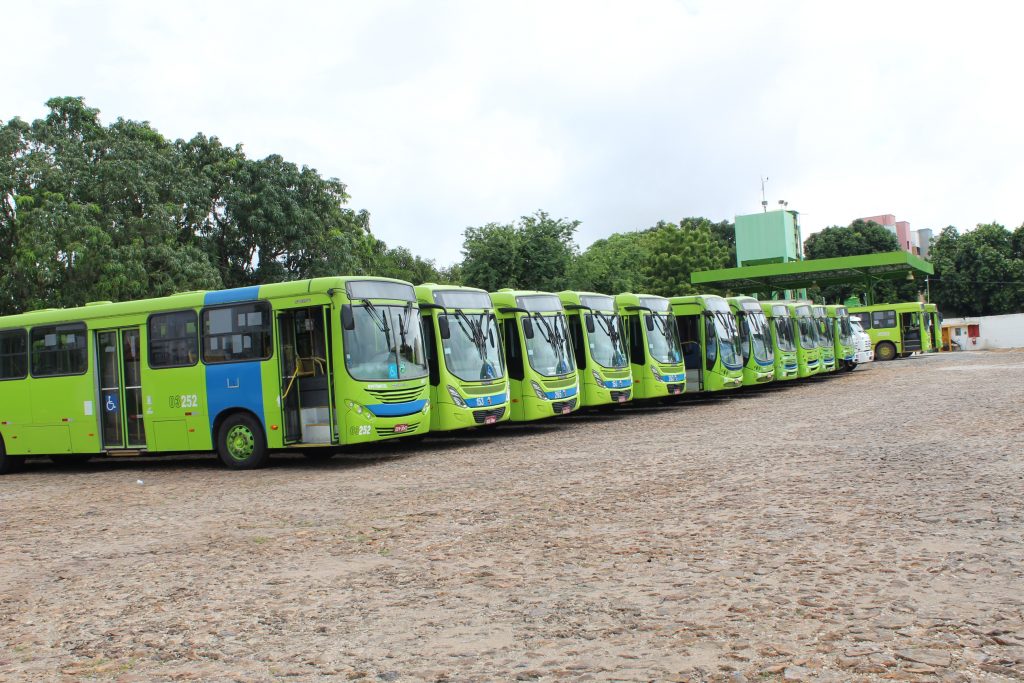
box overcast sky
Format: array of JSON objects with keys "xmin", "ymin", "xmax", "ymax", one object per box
[{"xmin": 3, "ymin": 0, "xmax": 1022, "ymax": 266}]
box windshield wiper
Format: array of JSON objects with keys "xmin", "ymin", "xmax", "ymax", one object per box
[
  {"xmin": 453, "ymin": 309, "xmax": 498, "ymax": 379},
  {"xmin": 532, "ymin": 312, "xmax": 570, "ymax": 373}
]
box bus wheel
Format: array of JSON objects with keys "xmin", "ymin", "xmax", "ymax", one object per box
[
  {"xmin": 217, "ymin": 414, "xmax": 269, "ymax": 469},
  {"xmin": 0, "ymin": 439, "xmax": 25, "ymax": 475},
  {"xmin": 876, "ymin": 341, "xmax": 897, "ymax": 361}
]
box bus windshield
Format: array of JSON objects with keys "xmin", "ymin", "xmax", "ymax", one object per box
[
  {"xmin": 526, "ymin": 312, "xmax": 575, "ymax": 377},
  {"xmin": 774, "ymin": 314, "xmax": 797, "ymax": 352},
  {"xmin": 796, "ymin": 312, "xmax": 817, "ymax": 350},
  {"xmin": 746, "ymin": 311, "xmax": 774, "ymax": 364},
  {"xmin": 586, "ymin": 312, "xmax": 628, "ymax": 369},
  {"xmin": 647, "ymin": 312, "xmax": 682, "ymax": 365},
  {"xmin": 712, "ymin": 310, "xmax": 742, "ymax": 369},
  {"xmin": 838, "ymin": 315, "xmax": 854, "ymax": 346},
  {"xmin": 816, "ymin": 315, "xmax": 834, "ymax": 345},
  {"xmin": 441, "ymin": 312, "xmax": 504, "ymax": 381},
  {"xmin": 343, "ymin": 302, "xmax": 429, "ymax": 381}
]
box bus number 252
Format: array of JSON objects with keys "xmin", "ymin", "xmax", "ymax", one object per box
[{"xmin": 170, "ymin": 394, "xmax": 199, "ymax": 409}]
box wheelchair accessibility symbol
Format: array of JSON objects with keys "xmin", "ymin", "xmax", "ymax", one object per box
[{"xmin": 105, "ymin": 394, "xmax": 118, "ymax": 412}]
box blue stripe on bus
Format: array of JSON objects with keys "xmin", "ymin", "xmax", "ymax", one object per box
[
  {"xmin": 544, "ymin": 386, "xmax": 577, "ymax": 400},
  {"xmin": 368, "ymin": 400, "xmax": 428, "ymax": 417},
  {"xmin": 464, "ymin": 393, "xmax": 507, "ymax": 408},
  {"xmin": 206, "ymin": 361, "xmax": 266, "ymax": 432},
  {"xmin": 204, "ymin": 286, "xmax": 262, "ymax": 305},
  {"xmin": 601, "ymin": 378, "xmax": 632, "ymax": 389}
]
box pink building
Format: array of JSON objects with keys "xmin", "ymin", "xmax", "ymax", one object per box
[{"xmin": 860, "ymin": 214, "xmax": 912, "ymax": 253}]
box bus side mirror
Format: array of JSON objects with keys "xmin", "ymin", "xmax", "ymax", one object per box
[
  {"xmin": 438, "ymin": 316, "xmax": 450, "ymax": 339},
  {"xmin": 645, "ymin": 315, "xmax": 654, "ymax": 332},
  {"xmin": 585, "ymin": 315, "xmax": 595, "ymax": 334},
  {"xmin": 341, "ymin": 305, "xmax": 355, "ymax": 331},
  {"xmin": 522, "ymin": 317, "xmax": 534, "ymax": 339},
  {"xmin": 488, "ymin": 327, "xmax": 495, "ymax": 347}
]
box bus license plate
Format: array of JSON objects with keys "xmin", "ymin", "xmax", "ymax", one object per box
[
  {"xmin": 394, "ymin": 424, "xmax": 409, "ymax": 434},
  {"xmin": 671, "ymin": 386, "xmax": 682, "ymax": 395},
  {"xmin": 617, "ymin": 395, "xmax": 627, "ymax": 403},
  {"xmin": 484, "ymin": 416, "xmax": 497, "ymax": 425},
  {"xmin": 561, "ymin": 406, "xmax": 571, "ymax": 415}
]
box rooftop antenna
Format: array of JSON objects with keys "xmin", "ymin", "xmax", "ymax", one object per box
[{"xmin": 761, "ymin": 176, "xmax": 769, "ymax": 212}]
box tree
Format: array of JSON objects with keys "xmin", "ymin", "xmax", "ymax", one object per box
[
  {"xmin": 460, "ymin": 211, "xmax": 579, "ymax": 291},
  {"xmin": 930, "ymin": 223, "xmax": 1024, "ymax": 316},
  {"xmin": 640, "ymin": 218, "xmax": 730, "ymax": 297},
  {"xmin": 803, "ymin": 219, "xmax": 916, "ymax": 304},
  {"xmin": 570, "ymin": 231, "xmax": 647, "ymax": 294}
]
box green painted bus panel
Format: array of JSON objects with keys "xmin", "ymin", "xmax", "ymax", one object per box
[
  {"xmin": 827, "ymin": 305, "xmax": 857, "ymax": 368},
  {"xmin": 616, "ymin": 293, "xmax": 686, "ymax": 399},
  {"xmin": 0, "ymin": 276, "xmax": 433, "ymax": 462},
  {"xmin": 491, "ymin": 289, "xmax": 579, "ymax": 422},
  {"xmin": 759, "ymin": 302, "xmax": 799, "ymax": 381},
  {"xmin": 416, "ymin": 284, "xmax": 511, "ymax": 432},
  {"xmin": 782, "ymin": 302, "xmax": 822, "ymax": 378},
  {"xmin": 558, "ymin": 291, "xmax": 632, "ymax": 408},
  {"xmin": 849, "ymin": 302, "xmax": 929, "ymax": 360},
  {"xmin": 726, "ymin": 297, "xmax": 776, "ymax": 387},
  {"xmin": 669, "ymin": 295, "xmax": 743, "ymax": 393}
]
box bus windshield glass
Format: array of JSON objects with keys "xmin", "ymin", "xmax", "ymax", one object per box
[
  {"xmin": 772, "ymin": 311, "xmax": 797, "ymax": 352},
  {"xmin": 646, "ymin": 312, "xmax": 682, "ymax": 364},
  {"xmin": 795, "ymin": 307, "xmax": 817, "ymax": 350},
  {"xmin": 838, "ymin": 315, "xmax": 854, "ymax": 345},
  {"xmin": 440, "ymin": 312, "xmax": 504, "ymax": 381},
  {"xmin": 746, "ymin": 311, "xmax": 774, "ymax": 363},
  {"xmin": 526, "ymin": 312, "xmax": 575, "ymax": 376},
  {"xmin": 816, "ymin": 315, "xmax": 834, "ymax": 345},
  {"xmin": 586, "ymin": 312, "xmax": 628, "ymax": 369},
  {"xmin": 343, "ymin": 302, "xmax": 429, "ymax": 381}
]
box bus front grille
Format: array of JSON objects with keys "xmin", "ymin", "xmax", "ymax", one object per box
[
  {"xmin": 609, "ymin": 390, "xmax": 631, "ymax": 402},
  {"xmin": 472, "ymin": 407, "xmax": 506, "ymax": 424},
  {"xmin": 375, "ymin": 422, "xmax": 421, "ymax": 437},
  {"xmin": 367, "ymin": 387, "xmax": 424, "ymax": 404},
  {"xmin": 463, "ymin": 384, "xmax": 505, "ymax": 396},
  {"xmin": 552, "ymin": 398, "xmax": 577, "ymax": 414},
  {"xmin": 544, "ymin": 377, "xmax": 576, "ymax": 390}
]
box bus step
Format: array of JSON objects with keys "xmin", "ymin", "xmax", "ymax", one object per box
[{"xmin": 106, "ymin": 449, "xmax": 145, "ymax": 457}]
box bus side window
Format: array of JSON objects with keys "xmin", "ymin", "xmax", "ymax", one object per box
[
  {"xmin": 0, "ymin": 328, "xmax": 28, "ymax": 380},
  {"xmin": 872, "ymin": 310, "xmax": 896, "ymax": 328},
  {"xmin": 628, "ymin": 316, "xmax": 645, "ymax": 366},
  {"xmin": 421, "ymin": 314, "xmax": 440, "ymax": 386},
  {"xmin": 568, "ymin": 316, "xmax": 587, "ymax": 370},
  {"xmin": 30, "ymin": 323, "xmax": 88, "ymax": 377},
  {"xmin": 149, "ymin": 311, "xmax": 199, "ymax": 368},
  {"xmin": 503, "ymin": 318, "xmax": 524, "ymax": 381},
  {"xmin": 202, "ymin": 301, "xmax": 273, "ymax": 364}
]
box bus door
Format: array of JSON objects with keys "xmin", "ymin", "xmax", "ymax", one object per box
[
  {"xmin": 95, "ymin": 328, "xmax": 147, "ymax": 450},
  {"xmin": 276, "ymin": 307, "xmax": 335, "ymax": 445},
  {"xmin": 901, "ymin": 312, "xmax": 922, "ymax": 352},
  {"xmin": 675, "ymin": 315, "xmax": 703, "ymax": 392}
]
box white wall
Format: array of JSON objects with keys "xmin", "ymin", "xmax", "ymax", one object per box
[{"xmin": 944, "ymin": 313, "xmax": 1024, "ymax": 350}]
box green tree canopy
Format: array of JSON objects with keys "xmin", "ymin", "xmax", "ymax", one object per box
[
  {"xmin": 930, "ymin": 223, "xmax": 1024, "ymax": 316},
  {"xmin": 459, "ymin": 211, "xmax": 579, "ymax": 291}
]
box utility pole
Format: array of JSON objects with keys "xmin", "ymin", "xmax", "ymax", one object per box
[{"xmin": 760, "ymin": 176, "xmax": 769, "ymax": 212}]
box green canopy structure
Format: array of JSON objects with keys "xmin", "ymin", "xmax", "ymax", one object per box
[{"xmin": 691, "ymin": 251, "xmax": 933, "ymax": 304}]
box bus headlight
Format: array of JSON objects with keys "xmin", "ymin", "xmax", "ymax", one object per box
[
  {"xmin": 531, "ymin": 380, "xmax": 548, "ymax": 400},
  {"xmin": 422, "ymin": 399, "xmax": 430, "ymax": 413},
  {"xmin": 650, "ymin": 365, "xmax": 662, "ymax": 381},
  {"xmin": 591, "ymin": 370, "xmax": 605, "ymax": 387},
  {"xmin": 446, "ymin": 385, "xmax": 466, "ymax": 408}
]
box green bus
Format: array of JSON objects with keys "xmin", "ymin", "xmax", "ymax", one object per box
[
  {"xmin": 760, "ymin": 302, "xmax": 799, "ymax": 381},
  {"xmin": 416, "ymin": 284, "xmax": 509, "ymax": 431},
  {"xmin": 848, "ymin": 302, "xmax": 930, "ymax": 361},
  {"xmin": 0, "ymin": 277, "xmax": 431, "ymax": 473},
  {"xmin": 615, "ymin": 293, "xmax": 686, "ymax": 398},
  {"xmin": 491, "ymin": 290, "xmax": 579, "ymax": 421},
  {"xmin": 812, "ymin": 305, "xmax": 838, "ymax": 373},
  {"xmin": 726, "ymin": 296, "xmax": 775, "ymax": 386},
  {"xmin": 558, "ymin": 291, "xmax": 632, "ymax": 406},
  {"xmin": 670, "ymin": 294, "xmax": 743, "ymax": 393},
  {"xmin": 786, "ymin": 302, "xmax": 822, "ymax": 377},
  {"xmin": 827, "ymin": 305, "xmax": 858, "ymax": 371},
  {"xmin": 924, "ymin": 303, "xmax": 941, "ymax": 353}
]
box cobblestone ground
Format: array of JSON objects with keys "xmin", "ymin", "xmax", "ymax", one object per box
[{"xmin": 1, "ymin": 351, "xmax": 1023, "ymax": 682}]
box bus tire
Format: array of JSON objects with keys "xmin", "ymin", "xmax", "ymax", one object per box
[
  {"xmin": 217, "ymin": 413, "xmax": 269, "ymax": 470},
  {"xmin": 875, "ymin": 341, "xmax": 897, "ymax": 362},
  {"xmin": 0, "ymin": 438, "xmax": 25, "ymax": 475}
]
